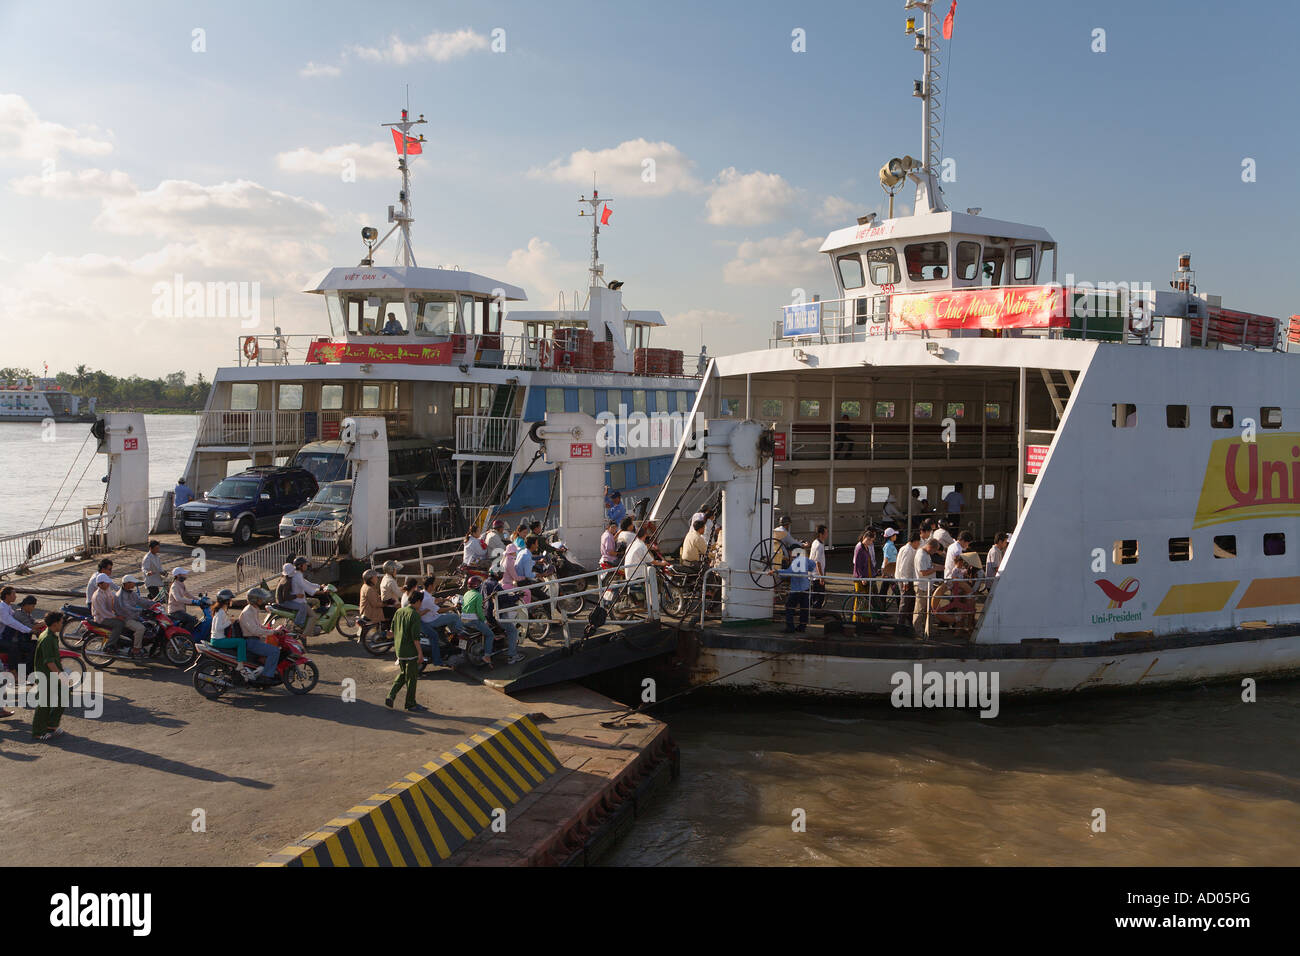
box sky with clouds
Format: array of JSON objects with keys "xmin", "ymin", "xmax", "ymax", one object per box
[{"xmin": 0, "ymin": 0, "xmax": 1296, "ymax": 378}]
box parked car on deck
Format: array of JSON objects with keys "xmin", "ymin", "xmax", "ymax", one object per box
[
  {"xmin": 278, "ymin": 479, "xmax": 420, "ymax": 538},
  {"xmin": 178, "ymin": 466, "xmax": 318, "ymax": 547}
]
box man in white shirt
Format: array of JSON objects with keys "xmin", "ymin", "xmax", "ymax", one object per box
[
  {"xmin": 986, "ymin": 532, "xmax": 1009, "ymax": 577},
  {"xmin": 895, "ymin": 531, "xmax": 919, "ymax": 631},
  {"xmin": 239, "ymin": 588, "xmax": 281, "ymax": 681},
  {"xmin": 913, "ymin": 540, "xmax": 938, "ymax": 638},
  {"xmin": 808, "ymin": 525, "xmax": 828, "ymax": 608},
  {"xmin": 85, "ymin": 559, "xmax": 113, "ymax": 611},
  {"xmin": 928, "ymin": 519, "xmax": 954, "ymax": 552},
  {"xmin": 285, "ymin": 556, "xmax": 320, "ymax": 636},
  {"xmin": 945, "ymin": 531, "xmax": 975, "ymax": 577},
  {"xmin": 141, "ymin": 540, "xmax": 166, "ymax": 599}
]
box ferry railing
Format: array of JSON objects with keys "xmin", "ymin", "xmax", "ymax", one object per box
[
  {"xmin": 455, "ymin": 415, "xmax": 522, "ymax": 456},
  {"xmin": 368, "ymin": 536, "xmax": 465, "ymax": 579},
  {"xmin": 236, "ymin": 334, "xmax": 321, "ymax": 367},
  {"xmin": 492, "ymin": 564, "xmax": 662, "ymax": 646},
  {"xmin": 0, "ymin": 518, "xmax": 92, "ymax": 577},
  {"xmin": 234, "ymin": 524, "xmax": 349, "ymax": 593},
  {"xmin": 147, "ymin": 494, "xmax": 171, "ymax": 534},
  {"xmin": 696, "ymin": 566, "xmax": 995, "ymax": 636},
  {"xmin": 196, "ymin": 410, "xmax": 307, "ymax": 448}
]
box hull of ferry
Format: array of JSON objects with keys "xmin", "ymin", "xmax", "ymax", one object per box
[{"xmin": 687, "ymin": 628, "xmax": 1300, "ymax": 698}]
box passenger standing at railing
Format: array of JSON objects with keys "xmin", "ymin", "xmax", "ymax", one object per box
[
  {"xmin": 834, "ymin": 415, "xmax": 852, "ymax": 459},
  {"xmin": 600, "ymin": 520, "xmax": 619, "ymax": 581},
  {"xmin": 912, "ymin": 540, "xmax": 939, "ymax": 639},
  {"xmin": 777, "ymin": 546, "xmax": 812, "ymax": 633},
  {"xmin": 141, "ymin": 540, "xmax": 166, "ymax": 600},
  {"xmin": 606, "ymin": 488, "xmax": 626, "ymax": 526},
  {"xmin": 852, "ymin": 529, "xmax": 877, "ymax": 623},
  {"xmin": 809, "ymin": 526, "xmax": 828, "ymax": 609},
  {"xmin": 895, "ymin": 531, "xmax": 920, "ymax": 635},
  {"xmin": 986, "ymin": 532, "xmax": 1009, "ymax": 578}
]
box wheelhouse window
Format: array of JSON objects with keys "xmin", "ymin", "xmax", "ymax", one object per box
[
  {"xmin": 761, "ymin": 398, "xmax": 786, "ymax": 418},
  {"xmin": 837, "ymin": 254, "xmax": 865, "ymax": 290},
  {"xmin": 981, "ymin": 249, "xmax": 1006, "ymax": 286},
  {"xmin": 904, "ymin": 242, "xmax": 949, "ymax": 281},
  {"xmin": 866, "ymin": 247, "xmax": 901, "ymax": 286},
  {"xmin": 321, "ymin": 384, "xmax": 344, "ymax": 410},
  {"xmin": 360, "ymin": 385, "xmax": 381, "ymax": 409},
  {"xmin": 413, "ymin": 293, "xmax": 457, "ymax": 336},
  {"xmin": 633, "ymin": 390, "xmax": 647, "ymax": 413},
  {"xmin": 453, "ymin": 386, "xmax": 471, "ymax": 411},
  {"xmin": 578, "ymin": 389, "xmax": 596, "ymax": 417},
  {"xmin": 675, "ymin": 392, "xmax": 689, "ymax": 413},
  {"xmin": 1013, "ymin": 246, "xmax": 1035, "ymax": 281},
  {"xmin": 545, "ymin": 388, "xmax": 565, "ymax": 413},
  {"xmin": 607, "ymin": 389, "xmax": 623, "ymax": 414},
  {"xmin": 955, "ymin": 241, "xmax": 981, "ymax": 281}
]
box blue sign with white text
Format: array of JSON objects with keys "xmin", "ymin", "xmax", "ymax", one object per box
[{"xmin": 782, "ymin": 301, "xmax": 821, "ymax": 337}]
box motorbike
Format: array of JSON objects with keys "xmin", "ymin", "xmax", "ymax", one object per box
[
  {"xmin": 1, "ymin": 623, "xmax": 90, "ymax": 682},
  {"xmin": 189, "ymin": 626, "xmax": 319, "ymax": 699},
  {"xmin": 263, "ymin": 584, "xmax": 359, "ymax": 642},
  {"xmin": 70, "ymin": 601, "xmax": 197, "ymax": 669},
  {"xmin": 539, "ymin": 541, "xmax": 592, "ymax": 615}
]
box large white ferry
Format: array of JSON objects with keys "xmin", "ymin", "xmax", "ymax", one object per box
[
  {"xmin": 647, "ymin": 3, "xmax": 1300, "ymax": 697},
  {"xmin": 178, "ymin": 108, "xmax": 699, "ymax": 546},
  {"xmin": 0, "ymin": 377, "xmax": 96, "ymax": 423}
]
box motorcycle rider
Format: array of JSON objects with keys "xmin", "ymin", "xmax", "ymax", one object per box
[
  {"xmin": 284, "ymin": 556, "xmax": 321, "ymax": 637},
  {"xmin": 462, "ymin": 526, "xmax": 488, "ymax": 568},
  {"xmin": 207, "ymin": 589, "xmax": 257, "ymax": 680},
  {"xmin": 166, "ymin": 567, "xmax": 201, "ymax": 631},
  {"xmin": 483, "ymin": 520, "xmax": 508, "ymax": 560},
  {"xmin": 359, "ymin": 567, "xmax": 387, "ymax": 629},
  {"xmin": 115, "ymin": 574, "xmax": 153, "ymax": 658},
  {"xmin": 459, "ymin": 576, "xmax": 503, "ymax": 664},
  {"xmin": 239, "ymin": 587, "xmax": 282, "ymax": 683},
  {"xmin": 480, "ymin": 569, "xmax": 524, "ymax": 665},
  {"xmin": 379, "ymin": 560, "xmax": 404, "ymax": 615}
]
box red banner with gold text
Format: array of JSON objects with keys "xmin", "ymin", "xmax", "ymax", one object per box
[
  {"xmin": 889, "ymin": 285, "xmax": 1068, "ymax": 331},
  {"xmin": 306, "ymin": 341, "xmax": 453, "ymax": 365}
]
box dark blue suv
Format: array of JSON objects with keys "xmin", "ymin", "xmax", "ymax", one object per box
[{"xmin": 177, "ymin": 466, "xmax": 318, "ymax": 547}]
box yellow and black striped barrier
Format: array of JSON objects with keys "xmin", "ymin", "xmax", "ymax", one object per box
[{"xmin": 260, "ymin": 713, "xmax": 559, "ymax": 866}]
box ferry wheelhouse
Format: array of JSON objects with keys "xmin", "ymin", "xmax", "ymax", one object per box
[
  {"xmin": 648, "ymin": 4, "xmax": 1300, "ymax": 696},
  {"xmin": 180, "ymin": 110, "xmax": 698, "ymax": 540}
]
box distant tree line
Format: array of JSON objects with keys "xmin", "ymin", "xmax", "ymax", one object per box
[{"xmin": 0, "ymin": 365, "xmax": 208, "ymax": 412}]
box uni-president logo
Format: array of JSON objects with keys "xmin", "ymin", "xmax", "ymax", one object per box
[
  {"xmin": 1096, "ymin": 577, "xmax": 1139, "ymax": 608},
  {"xmin": 1194, "ymin": 433, "xmax": 1300, "ymax": 529}
]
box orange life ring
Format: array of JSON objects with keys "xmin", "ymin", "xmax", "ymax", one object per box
[
  {"xmin": 242, "ymin": 336, "xmax": 260, "ymax": 361},
  {"xmin": 930, "ymin": 580, "xmax": 974, "ymax": 623}
]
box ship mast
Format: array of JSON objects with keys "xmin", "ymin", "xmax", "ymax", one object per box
[
  {"xmin": 577, "ymin": 187, "xmax": 611, "ymax": 289},
  {"xmin": 377, "ymin": 107, "xmax": 427, "ymax": 266},
  {"xmin": 906, "ymin": 1, "xmax": 948, "ymax": 213}
]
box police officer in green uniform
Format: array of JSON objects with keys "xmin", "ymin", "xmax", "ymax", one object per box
[{"xmin": 386, "ymin": 590, "xmax": 428, "ymax": 712}]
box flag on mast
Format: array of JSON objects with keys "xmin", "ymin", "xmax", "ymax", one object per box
[
  {"xmin": 600, "ymin": 203, "xmax": 612, "ymax": 225},
  {"xmin": 942, "ymin": 1, "xmax": 956, "ymax": 40},
  {"xmin": 391, "ymin": 128, "xmax": 423, "ymax": 155}
]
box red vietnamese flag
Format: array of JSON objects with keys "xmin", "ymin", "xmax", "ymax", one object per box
[
  {"xmin": 391, "ymin": 128, "xmax": 423, "ymax": 155},
  {"xmin": 942, "ymin": 0, "xmax": 956, "ymax": 39},
  {"xmin": 600, "ymin": 203, "xmax": 612, "ymax": 225}
]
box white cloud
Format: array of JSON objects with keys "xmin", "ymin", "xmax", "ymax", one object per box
[
  {"xmin": 299, "ymin": 61, "xmax": 342, "ymax": 78},
  {"xmin": 94, "ymin": 178, "xmax": 334, "ymax": 238},
  {"xmin": 495, "ymin": 237, "xmax": 586, "ymax": 307},
  {"xmin": 276, "ymin": 141, "xmax": 393, "ymax": 180},
  {"xmin": 0, "ymin": 94, "xmax": 114, "ymax": 161},
  {"xmin": 722, "ymin": 229, "xmax": 826, "ymax": 286},
  {"xmin": 530, "ymin": 139, "xmax": 700, "ymax": 197},
  {"xmin": 705, "ymin": 167, "xmax": 797, "ymax": 226},
  {"xmin": 816, "ymin": 195, "xmax": 860, "ymax": 223},
  {"xmin": 10, "ymin": 168, "xmax": 135, "ymax": 199},
  {"xmin": 352, "ymin": 29, "xmax": 489, "ymax": 64}
]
